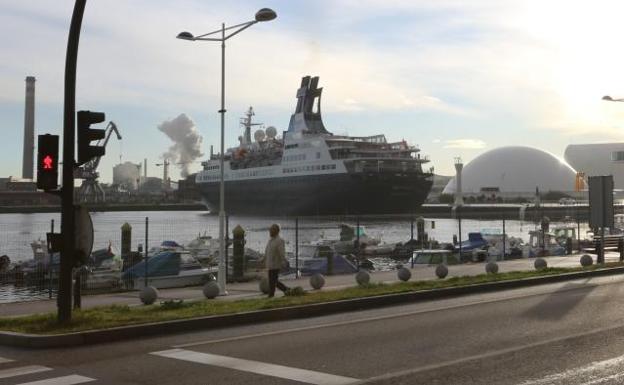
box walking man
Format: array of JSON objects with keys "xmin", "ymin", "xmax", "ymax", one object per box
[{"xmin": 265, "ymin": 224, "xmax": 290, "ymax": 297}]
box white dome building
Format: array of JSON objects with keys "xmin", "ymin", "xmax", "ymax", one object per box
[{"xmin": 443, "ymin": 146, "xmax": 577, "ymax": 196}]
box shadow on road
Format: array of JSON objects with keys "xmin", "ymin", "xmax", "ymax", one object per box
[{"xmin": 523, "ymin": 281, "xmax": 597, "ymax": 320}]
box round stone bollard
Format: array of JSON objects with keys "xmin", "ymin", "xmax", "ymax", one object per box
[
  {"xmin": 259, "ymin": 276, "xmax": 270, "ymax": 294},
  {"xmin": 534, "ymin": 258, "xmax": 547, "ymax": 270},
  {"xmin": 485, "ymin": 261, "xmax": 499, "ymax": 274},
  {"xmin": 356, "ymin": 271, "xmax": 370, "ymax": 286},
  {"xmin": 203, "ymin": 281, "xmax": 220, "ymax": 299},
  {"xmin": 580, "ymin": 254, "xmax": 594, "ymax": 267},
  {"xmin": 310, "ymin": 273, "xmax": 326, "ymax": 290},
  {"xmin": 139, "ymin": 286, "xmax": 158, "ymax": 305},
  {"xmin": 435, "ymin": 264, "xmax": 449, "ymax": 279},
  {"xmin": 397, "ymin": 267, "xmax": 412, "ymax": 282}
]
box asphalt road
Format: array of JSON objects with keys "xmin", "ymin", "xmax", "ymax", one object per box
[{"xmin": 4, "ymin": 275, "xmax": 624, "ymax": 384}]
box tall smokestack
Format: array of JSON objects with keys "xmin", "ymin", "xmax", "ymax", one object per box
[
  {"xmin": 143, "ymin": 158, "xmax": 147, "ymax": 179},
  {"xmin": 22, "ymin": 76, "xmax": 35, "ymax": 180},
  {"xmin": 454, "ymin": 157, "xmax": 464, "ymax": 206}
]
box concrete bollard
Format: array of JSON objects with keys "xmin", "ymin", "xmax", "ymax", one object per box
[
  {"xmin": 580, "ymin": 254, "xmax": 594, "ymax": 267},
  {"xmin": 310, "ymin": 273, "xmax": 325, "ymax": 290},
  {"xmin": 534, "ymin": 258, "xmax": 547, "ymax": 270},
  {"xmin": 356, "ymin": 271, "xmax": 370, "ymax": 286},
  {"xmin": 139, "ymin": 285, "xmax": 158, "ymax": 305},
  {"xmin": 485, "ymin": 261, "xmax": 499, "ymax": 274},
  {"xmin": 203, "ymin": 281, "xmax": 220, "ymax": 299},
  {"xmin": 397, "ymin": 267, "xmax": 411, "ymax": 282},
  {"xmin": 259, "ymin": 276, "xmax": 270, "ymax": 294},
  {"xmin": 435, "ymin": 264, "xmax": 449, "ymax": 279}
]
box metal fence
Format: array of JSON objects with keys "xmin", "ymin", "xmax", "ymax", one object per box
[{"xmin": 0, "ymin": 205, "xmax": 616, "ymax": 304}]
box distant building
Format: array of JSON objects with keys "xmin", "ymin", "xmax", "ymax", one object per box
[
  {"xmin": 113, "ymin": 162, "xmax": 141, "ymax": 190},
  {"xmin": 0, "ymin": 176, "xmax": 58, "ymax": 206},
  {"xmin": 177, "ymin": 173, "xmax": 201, "ymax": 202},
  {"xmin": 564, "ymin": 143, "xmax": 624, "ymax": 190},
  {"xmin": 443, "ymin": 146, "xmax": 578, "ymax": 199},
  {"xmin": 138, "ymin": 177, "xmax": 164, "ymax": 194}
]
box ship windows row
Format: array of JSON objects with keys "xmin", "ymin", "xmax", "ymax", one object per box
[
  {"xmin": 236, "ymin": 169, "xmax": 275, "ymax": 178},
  {"xmin": 283, "ymin": 164, "xmax": 336, "ymax": 173},
  {"xmin": 284, "ymin": 153, "xmax": 306, "ymax": 162}
]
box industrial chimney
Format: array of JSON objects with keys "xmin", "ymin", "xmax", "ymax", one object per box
[
  {"xmin": 454, "ymin": 157, "xmax": 464, "ymax": 206},
  {"xmin": 22, "ymin": 76, "xmax": 36, "ymax": 180},
  {"xmin": 143, "ymin": 158, "xmax": 147, "ymax": 181}
]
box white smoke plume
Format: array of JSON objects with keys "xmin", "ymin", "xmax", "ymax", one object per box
[{"xmin": 157, "ymin": 114, "xmax": 204, "ymax": 178}]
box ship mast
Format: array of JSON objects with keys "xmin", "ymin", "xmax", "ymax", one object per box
[{"xmin": 240, "ymin": 106, "xmax": 262, "ymax": 146}]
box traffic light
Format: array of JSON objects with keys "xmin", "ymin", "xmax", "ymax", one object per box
[
  {"xmin": 77, "ymin": 110, "xmax": 106, "ymax": 165},
  {"xmin": 37, "ymin": 134, "xmax": 59, "ymax": 191}
]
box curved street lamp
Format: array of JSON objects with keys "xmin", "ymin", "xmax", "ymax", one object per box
[
  {"xmin": 177, "ymin": 8, "xmax": 277, "ymax": 295},
  {"xmin": 603, "ymin": 95, "xmax": 624, "ymax": 102}
]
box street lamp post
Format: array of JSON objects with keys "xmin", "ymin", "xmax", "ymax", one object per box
[
  {"xmin": 177, "ymin": 8, "xmax": 276, "ymax": 295},
  {"xmin": 603, "ymin": 95, "xmax": 624, "ymax": 102}
]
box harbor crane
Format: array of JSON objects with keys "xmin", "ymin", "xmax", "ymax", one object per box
[{"xmin": 75, "ymin": 121, "xmax": 122, "ymax": 203}]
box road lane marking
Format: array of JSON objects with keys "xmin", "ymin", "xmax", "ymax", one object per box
[
  {"xmin": 151, "ymin": 348, "xmax": 358, "ymax": 385},
  {"xmin": 174, "ymin": 277, "xmax": 609, "ymax": 348},
  {"xmin": 16, "ymin": 375, "xmax": 96, "ymax": 385},
  {"xmin": 355, "ymin": 323, "xmax": 624, "ymax": 384},
  {"xmin": 0, "ymin": 356, "xmax": 14, "ymax": 364},
  {"xmin": 518, "ymin": 353, "xmax": 624, "ymax": 385},
  {"xmin": 0, "ymin": 365, "xmax": 52, "ymax": 379},
  {"xmin": 583, "ymin": 372, "xmax": 624, "ymax": 385}
]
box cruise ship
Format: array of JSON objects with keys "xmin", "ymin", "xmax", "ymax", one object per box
[{"xmin": 197, "ymin": 76, "xmax": 434, "ymax": 215}]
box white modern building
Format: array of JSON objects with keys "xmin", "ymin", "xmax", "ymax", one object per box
[
  {"xmin": 443, "ymin": 146, "xmax": 578, "ymax": 198},
  {"xmin": 564, "ymin": 143, "xmax": 624, "ymax": 190}
]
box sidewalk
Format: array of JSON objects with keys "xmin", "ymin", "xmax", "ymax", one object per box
[{"xmin": 1, "ymin": 253, "xmax": 618, "ymax": 317}]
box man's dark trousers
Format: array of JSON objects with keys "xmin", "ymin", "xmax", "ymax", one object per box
[{"xmin": 268, "ymin": 269, "xmax": 288, "ymax": 297}]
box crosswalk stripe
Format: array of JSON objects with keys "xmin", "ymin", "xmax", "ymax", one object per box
[
  {"xmin": 151, "ymin": 348, "xmax": 358, "ymax": 385},
  {"xmin": 15, "ymin": 375, "xmax": 96, "ymax": 385},
  {"xmin": 0, "ymin": 356, "xmax": 14, "ymax": 364},
  {"xmin": 0, "ymin": 365, "xmax": 52, "ymax": 379}
]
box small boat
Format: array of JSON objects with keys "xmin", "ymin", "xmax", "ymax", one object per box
[
  {"xmin": 409, "ymin": 249, "xmax": 459, "ymax": 266},
  {"xmin": 454, "ymin": 233, "xmax": 488, "ymax": 255},
  {"xmin": 524, "ymin": 229, "xmax": 566, "ymax": 257},
  {"xmin": 291, "ymin": 244, "xmax": 359, "ymax": 276},
  {"xmin": 121, "ymin": 251, "xmax": 214, "ymax": 289}
]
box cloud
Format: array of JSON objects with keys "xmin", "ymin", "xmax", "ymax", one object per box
[
  {"xmin": 443, "ymin": 139, "xmax": 486, "ymax": 149},
  {"xmin": 157, "ymin": 114, "xmax": 203, "ymax": 178}
]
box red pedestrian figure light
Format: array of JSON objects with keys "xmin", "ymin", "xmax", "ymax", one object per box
[{"xmin": 43, "ymin": 155, "xmax": 53, "ymax": 170}]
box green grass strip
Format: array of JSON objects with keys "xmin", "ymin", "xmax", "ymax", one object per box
[{"xmin": 1, "ymin": 262, "xmax": 621, "ymax": 335}]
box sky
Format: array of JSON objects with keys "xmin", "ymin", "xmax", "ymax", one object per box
[{"xmin": 2, "ymin": 0, "xmax": 624, "ymax": 182}]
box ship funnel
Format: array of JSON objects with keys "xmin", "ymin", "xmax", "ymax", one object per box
[
  {"xmin": 454, "ymin": 158, "xmax": 464, "ymax": 206},
  {"xmin": 287, "ymin": 76, "xmax": 330, "ymax": 135}
]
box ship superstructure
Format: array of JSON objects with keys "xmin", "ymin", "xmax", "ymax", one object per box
[{"xmin": 197, "ymin": 76, "xmax": 433, "ymax": 215}]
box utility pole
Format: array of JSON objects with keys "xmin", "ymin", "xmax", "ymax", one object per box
[{"xmin": 59, "ymin": 0, "xmax": 87, "ymax": 323}]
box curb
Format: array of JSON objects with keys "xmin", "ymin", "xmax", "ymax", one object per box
[{"xmin": 2, "ymin": 266, "xmax": 623, "ymax": 349}]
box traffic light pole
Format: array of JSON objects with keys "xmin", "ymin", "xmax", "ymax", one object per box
[{"xmin": 59, "ymin": 0, "xmax": 87, "ymax": 323}]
